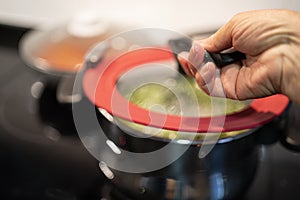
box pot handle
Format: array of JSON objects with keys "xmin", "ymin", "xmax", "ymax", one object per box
[
  {"xmin": 84, "ymin": 41, "xmax": 108, "ymax": 70},
  {"xmin": 168, "ymin": 37, "xmax": 246, "ymax": 70},
  {"xmin": 56, "ymin": 73, "xmax": 82, "ymax": 104},
  {"xmin": 56, "ymin": 42, "xmax": 109, "ymax": 104},
  {"xmin": 280, "ymin": 103, "xmax": 300, "ymax": 152}
]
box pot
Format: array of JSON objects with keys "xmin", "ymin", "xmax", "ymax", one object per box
[
  {"xmin": 96, "ymin": 106, "xmax": 287, "ymax": 200},
  {"xmin": 19, "ymin": 15, "xmax": 126, "ymax": 104},
  {"xmin": 72, "ymin": 28, "xmax": 290, "ymax": 200},
  {"xmin": 72, "ymin": 95, "xmax": 287, "ymax": 200}
]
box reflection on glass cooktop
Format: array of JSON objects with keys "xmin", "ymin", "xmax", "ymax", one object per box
[
  {"xmin": 0, "ymin": 25, "xmax": 104, "ymax": 200},
  {"xmin": 0, "ymin": 24, "xmax": 300, "ymax": 200}
]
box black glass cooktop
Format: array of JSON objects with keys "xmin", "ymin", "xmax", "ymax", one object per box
[{"xmin": 1, "ymin": 24, "xmax": 300, "ymax": 200}]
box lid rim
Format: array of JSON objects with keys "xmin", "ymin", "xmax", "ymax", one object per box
[{"xmin": 83, "ymin": 47, "xmax": 289, "ymax": 132}]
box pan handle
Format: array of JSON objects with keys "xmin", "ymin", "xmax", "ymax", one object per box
[
  {"xmin": 280, "ymin": 103, "xmax": 300, "ymax": 152},
  {"xmin": 56, "ymin": 73, "xmax": 81, "ymax": 104},
  {"xmin": 207, "ymin": 50, "xmax": 246, "ymax": 68},
  {"xmin": 84, "ymin": 41, "xmax": 108, "ymax": 70},
  {"xmin": 168, "ymin": 37, "xmax": 246, "ymax": 71}
]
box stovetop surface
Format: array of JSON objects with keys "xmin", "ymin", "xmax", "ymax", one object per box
[{"xmin": 1, "ymin": 24, "xmax": 300, "ymax": 200}]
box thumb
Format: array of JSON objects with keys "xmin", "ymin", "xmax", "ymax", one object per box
[{"xmin": 195, "ymin": 22, "xmax": 234, "ymax": 52}]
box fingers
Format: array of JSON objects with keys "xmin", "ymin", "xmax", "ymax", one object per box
[
  {"xmin": 194, "ymin": 62, "xmax": 216, "ymax": 95},
  {"xmin": 179, "ymin": 51, "xmax": 243, "ymax": 99},
  {"xmin": 195, "ymin": 62, "xmax": 229, "ymax": 98},
  {"xmin": 178, "ymin": 43, "xmax": 206, "ymax": 76},
  {"xmin": 219, "ymin": 64, "xmax": 241, "ymax": 99},
  {"xmin": 177, "ymin": 44, "xmax": 229, "ymax": 98},
  {"xmin": 177, "ymin": 9, "xmax": 296, "ymax": 102},
  {"xmin": 176, "ymin": 25, "xmax": 244, "ymax": 99},
  {"xmin": 177, "ymin": 52, "xmax": 195, "ymax": 76}
]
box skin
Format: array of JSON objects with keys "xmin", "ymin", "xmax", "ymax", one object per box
[{"xmin": 178, "ymin": 9, "xmax": 300, "ymax": 105}]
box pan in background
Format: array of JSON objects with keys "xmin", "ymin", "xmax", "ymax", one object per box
[
  {"xmin": 19, "ymin": 14, "xmax": 128, "ymax": 104},
  {"xmin": 19, "ymin": 13, "xmax": 126, "ymax": 76}
]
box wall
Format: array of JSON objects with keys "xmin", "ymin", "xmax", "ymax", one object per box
[{"xmin": 0, "ymin": 0, "xmax": 300, "ymax": 32}]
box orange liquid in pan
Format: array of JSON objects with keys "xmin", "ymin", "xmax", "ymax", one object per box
[{"xmin": 34, "ymin": 31, "xmax": 115, "ymax": 73}]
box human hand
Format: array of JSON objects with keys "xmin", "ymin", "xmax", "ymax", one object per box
[{"xmin": 178, "ymin": 9, "xmax": 300, "ymax": 105}]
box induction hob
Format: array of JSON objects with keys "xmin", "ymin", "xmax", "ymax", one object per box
[{"xmin": 1, "ymin": 24, "xmax": 300, "ymax": 200}]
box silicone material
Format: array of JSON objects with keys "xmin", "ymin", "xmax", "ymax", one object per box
[{"xmin": 83, "ymin": 47, "xmax": 289, "ymax": 133}]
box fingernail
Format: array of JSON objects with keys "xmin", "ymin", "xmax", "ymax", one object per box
[{"xmin": 188, "ymin": 43, "xmax": 205, "ymax": 70}]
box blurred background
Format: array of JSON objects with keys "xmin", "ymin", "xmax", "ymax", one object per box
[{"xmin": 1, "ymin": 0, "xmax": 300, "ymax": 31}]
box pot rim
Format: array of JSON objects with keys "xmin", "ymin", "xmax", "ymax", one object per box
[
  {"xmin": 19, "ymin": 25, "xmax": 78, "ymax": 77},
  {"xmin": 98, "ymin": 107, "xmax": 259, "ymax": 145}
]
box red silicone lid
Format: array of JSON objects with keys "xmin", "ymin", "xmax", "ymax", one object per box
[{"xmin": 82, "ymin": 47, "xmax": 289, "ymax": 133}]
